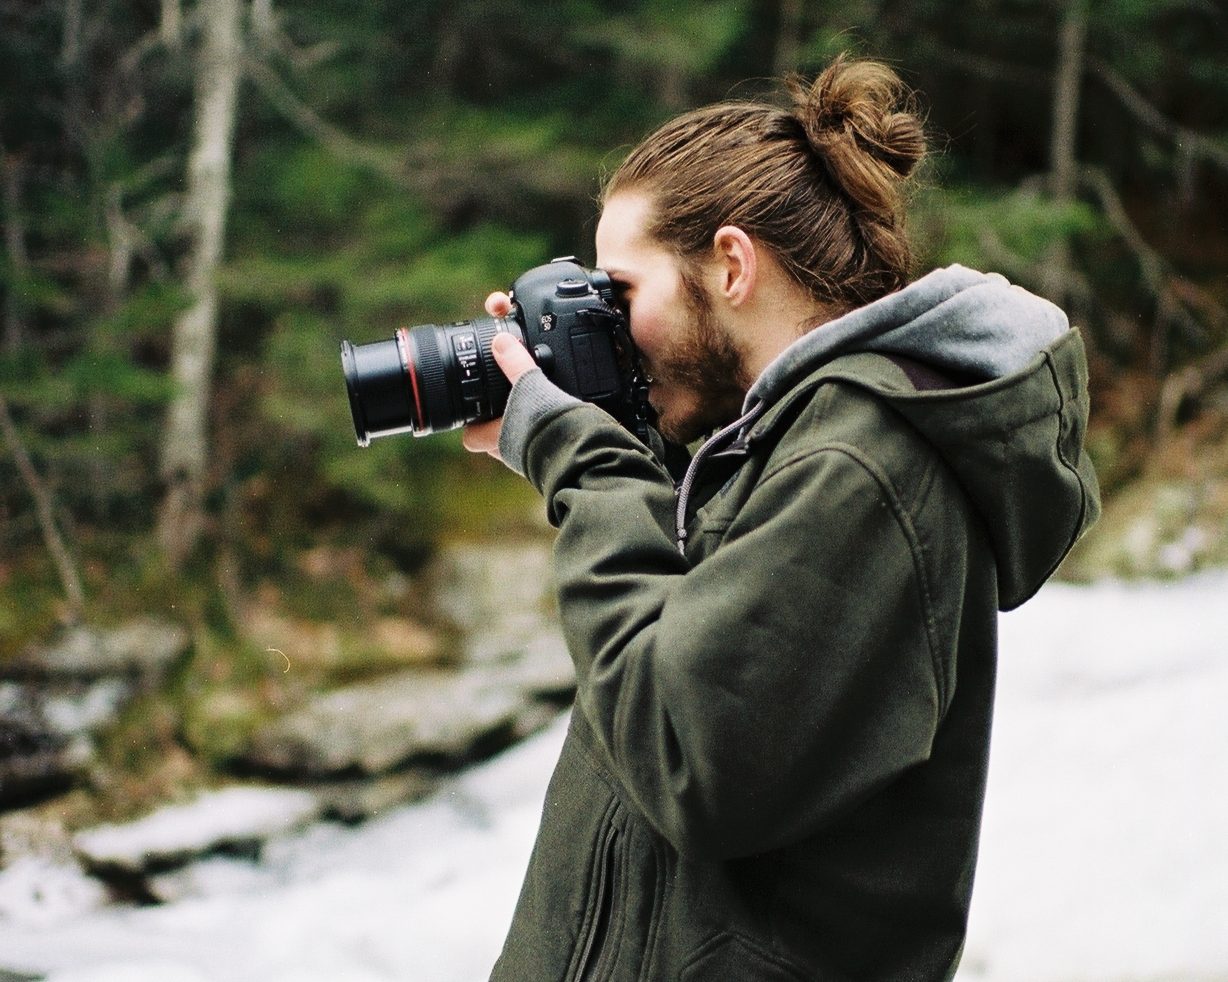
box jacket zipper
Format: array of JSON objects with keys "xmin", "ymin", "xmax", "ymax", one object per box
[
  {"xmin": 674, "ymin": 404, "xmax": 764, "ymax": 554},
  {"xmin": 575, "ymin": 823, "xmax": 621, "ymax": 982}
]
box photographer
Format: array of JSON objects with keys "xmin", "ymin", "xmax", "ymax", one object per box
[{"xmin": 463, "ymin": 56, "xmax": 1099, "ymax": 981}]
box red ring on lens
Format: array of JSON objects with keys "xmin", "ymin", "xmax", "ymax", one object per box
[{"xmin": 396, "ymin": 328, "xmax": 426, "ymax": 430}]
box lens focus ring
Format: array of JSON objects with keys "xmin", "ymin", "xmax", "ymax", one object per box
[{"xmin": 410, "ymin": 329, "xmax": 450, "ymax": 433}]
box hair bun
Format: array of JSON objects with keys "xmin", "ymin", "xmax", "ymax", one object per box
[{"xmin": 789, "ymin": 55, "xmax": 926, "ymax": 183}]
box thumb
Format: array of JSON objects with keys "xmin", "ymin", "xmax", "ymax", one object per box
[{"xmin": 491, "ymin": 332, "xmax": 537, "ymax": 384}]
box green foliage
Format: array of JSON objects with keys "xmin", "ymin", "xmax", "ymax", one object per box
[
  {"xmin": 915, "ymin": 184, "xmax": 1104, "ymax": 270},
  {"xmin": 61, "ymin": 351, "xmax": 173, "ymax": 406},
  {"xmin": 0, "ymin": 0, "xmax": 1225, "ymax": 823},
  {"xmin": 96, "ymin": 283, "xmax": 192, "ymax": 344},
  {"xmin": 243, "ymin": 144, "xmax": 375, "ymax": 232},
  {"xmin": 597, "ymin": 0, "xmax": 751, "ymax": 79},
  {"xmin": 1, "ymin": 0, "xmax": 1226, "ymax": 653},
  {"xmin": 0, "ymin": 560, "xmax": 66, "ymax": 660}
]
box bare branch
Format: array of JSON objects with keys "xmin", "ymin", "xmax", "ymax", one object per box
[
  {"xmin": 243, "ymin": 55, "xmax": 410, "ymax": 187},
  {"xmin": 1080, "ymin": 168, "xmax": 1163, "ymax": 293},
  {"xmin": 1156, "ymin": 343, "xmax": 1228, "ymax": 439},
  {"xmin": 911, "ymin": 38, "xmax": 1050, "ymax": 88},
  {"xmin": 975, "ymin": 225, "xmax": 1095, "ymax": 305},
  {"xmin": 906, "ymin": 40, "xmax": 1228, "ymax": 181},
  {"xmin": 243, "ymin": 56, "xmax": 592, "ymax": 202},
  {"xmin": 105, "ymin": 183, "xmax": 136, "ymax": 298},
  {"xmin": 1080, "ymin": 166, "xmax": 1215, "ymax": 350},
  {"xmin": 975, "ymin": 229, "xmax": 1041, "ymax": 289},
  {"xmin": 61, "ymin": 0, "xmax": 83, "ymax": 67},
  {"xmin": 243, "ymin": 0, "xmax": 340, "ymax": 70},
  {"xmin": 1088, "ymin": 56, "xmax": 1228, "ymax": 176},
  {"xmin": 0, "ymin": 394, "xmax": 86, "ymax": 623},
  {"xmin": 1049, "ymin": 1, "xmax": 1087, "ymax": 202},
  {"xmin": 250, "ymin": 0, "xmax": 276, "ymax": 46}
]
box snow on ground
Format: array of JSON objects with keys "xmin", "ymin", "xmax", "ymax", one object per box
[
  {"xmin": 73, "ymin": 786, "xmax": 320, "ymax": 874},
  {"xmin": 957, "ymin": 571, "xmax": 1228, "ymax": 982},
  {"xmin": 0, "ymin": 715, "xmax": 565, "ymax": 982},
  {"xmin": 0, "ymin": 573, "xmax": 1225, "ymax": 982}
]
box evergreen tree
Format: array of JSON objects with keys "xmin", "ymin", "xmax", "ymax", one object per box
[{"xmin": 0, "ymin": 0, "xmax": 1225, "ymax": 641}]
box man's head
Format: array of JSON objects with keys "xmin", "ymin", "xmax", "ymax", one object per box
[
  {"xmin": 596, "ymin": 193, "xmax": 749, "ymax": 443},
  {"xmin": 596, "ymin": 55, "xmax": 926, "ymax": 441}
]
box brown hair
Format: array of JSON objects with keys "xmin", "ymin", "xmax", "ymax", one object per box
[{"xmin": 603, "ymin": 55, "xmax": 926, "ymax": 314}]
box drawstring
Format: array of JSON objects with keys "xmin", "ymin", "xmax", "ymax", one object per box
[{"xmin": 674, "ymin": 403, "xmax": 765, "ymax": 554}]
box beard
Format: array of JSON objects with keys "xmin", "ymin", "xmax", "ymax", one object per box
[{"xmin": 646, "ymin": 270, "xmax": 751, "ymax": 445}]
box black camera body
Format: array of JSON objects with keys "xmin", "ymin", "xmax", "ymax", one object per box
[{"xmin": 341, "ymin": 258, "xmax": 651, "ymax": 446}]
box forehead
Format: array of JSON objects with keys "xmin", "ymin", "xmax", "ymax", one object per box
[{"xmin": 595, "ymin": 192, "xmax": 662, "ymax": 271}]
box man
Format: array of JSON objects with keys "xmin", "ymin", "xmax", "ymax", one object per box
[{"xmin": 464, "ymin": 56, "xmax": 1099, "ymax": 981}]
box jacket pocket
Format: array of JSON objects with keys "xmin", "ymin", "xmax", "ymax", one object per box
[
  {"xmin": 680, "ymin": 933, "xmax": 808, "ymax": 982},
  {"xmin": 573, "ymin": 807, "xmax": 625, "ymax": 982}
]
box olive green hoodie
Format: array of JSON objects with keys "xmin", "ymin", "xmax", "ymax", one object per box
[{"xmin": 490, "ymin": 266, "xmax": 1099, "ymax": 981}]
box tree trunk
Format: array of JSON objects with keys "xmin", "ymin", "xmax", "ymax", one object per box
[
  {"xmin": 1041, "ymin": 0, "xmax": 1088, "ymax": 305},
  {"xmin": 61, "ymin": 0, "xmax": 83, "ymax": 66},
  {"xmin": 1, "ymin": 150, "xmax": 30, "ymax": 353},
  {"xmin": 156, "ymin": 0, "xmax": 242, "ymax": 569},
  {"xmin": 162, "ymin": 0, "xmax": 183, "ymax": 49},
  {"xmin": 250, "ymin": 0, "xmax": 275, "ymax": 46}
]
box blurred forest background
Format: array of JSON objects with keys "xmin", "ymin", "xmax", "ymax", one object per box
[{"xmin": 1, "ymin": 0, "xmax": 1226, "ymax": 816}]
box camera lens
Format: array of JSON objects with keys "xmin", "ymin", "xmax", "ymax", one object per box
[{"xmin": 341, "ymin": 316, "xmax": 523, "ymax": 445}]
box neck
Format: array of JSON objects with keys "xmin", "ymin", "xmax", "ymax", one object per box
[{"xmin": 732, "ymin": 277, "xmax": 837, "ymax": 384}]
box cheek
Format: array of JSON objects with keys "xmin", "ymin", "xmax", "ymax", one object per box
[
  {"xmin": 629, "ymin": 293, "xmax": 682, "ymax": 357},
  {"xmin": 628, "ymin": 310, "xmax": 662, "ymax": 361}
]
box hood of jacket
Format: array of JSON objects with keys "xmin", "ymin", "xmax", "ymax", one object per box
[{"xmin": 742, "ymin": 264, "xmax": 1100, "ymax": 611}]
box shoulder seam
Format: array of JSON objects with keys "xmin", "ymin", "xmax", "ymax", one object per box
[{"xmin": 760, "ymin": 443, "xmax": 950, "ymax": 714}]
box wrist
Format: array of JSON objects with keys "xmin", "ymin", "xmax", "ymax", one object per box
[{"xmin": 497, "ymin": 369, "xmax": 583, "ymax": 476}]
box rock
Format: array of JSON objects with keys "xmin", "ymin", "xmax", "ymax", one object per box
[
  {"xmin": 73, "ymin": 786, "xmax": 321, "ymax": 879},
  {"xmin": 0, "ymin": 716, "xmax": 90, "ymax": 810},
  {"xmin": 0, "ymin": 620, "xmax": 190, "ymax": 812},
  {"xmin": 428, "ymin": 539, "xmax": 575, "ymax": 695},
  {"xmin": 311, "ymin": 770, "xmax": 437, "ymax": 823},
  {"xmin": 0, "ymin": 680, "xmax": 132, "ymax": 740},
  {"xmin": 507, "ymin": 701, "xmax": 568, "ymax": 745},
  {"xmin": 1062, "ymin": 475, "xmax": 1228, "ymax": 580},
  {"xmin": 235, "ymin": 541, "xmax": 578, "ymax": 783},
  {"xmin": 242, "ymin": 669, "xmax": 524, "ymax": 778},
  {"xmin": 239, "ymin": 604, "xmax": 444, "ymax": 676},
  {"xmin": 2, "ymin": 620, "xmax": 190, "ymax": 684},
  {"xmin": 0, "ymin": 686, "xmax": 99, "ymax": 809},
  {"xmin": 472, "ymin": 627, "xmax": 575, "ymax": 700},
  {"xmin": 427, "ymin": 541, "xmax": 556, "ymax": 641}
]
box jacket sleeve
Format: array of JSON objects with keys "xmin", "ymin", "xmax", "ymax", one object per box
[{"xmin": 515, "ymin": 385, "xmax": 944, "ymax": 860}]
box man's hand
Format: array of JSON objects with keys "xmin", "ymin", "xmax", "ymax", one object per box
[{"xmin": 462, "ymin": 292, "xmax": 536, "ymax": 459}]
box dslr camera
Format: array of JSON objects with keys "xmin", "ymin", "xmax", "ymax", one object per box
[{"xmin": 340, "ymin": 258, "xmax": 652, "ymax": 445}]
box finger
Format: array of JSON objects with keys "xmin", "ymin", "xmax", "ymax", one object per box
[
  {"xmin": 462, "ymin": 418, "xmax": 502, "ymax": 459},
  {"xmin": 484, "ymin": 291, "xmax": 513, "ymax": 317},
  {"xmin": 491, "ymin": 332, "xmax": 537, "ymax": 384}
]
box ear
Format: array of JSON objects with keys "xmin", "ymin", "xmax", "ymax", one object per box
[{"xmin": 711, "ymin": 225, "xmax": 757, "ymax": 307}]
